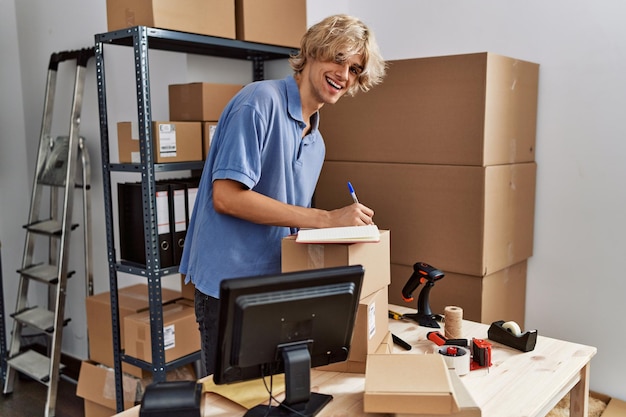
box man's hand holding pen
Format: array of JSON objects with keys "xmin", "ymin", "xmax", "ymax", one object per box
[{"xmin": 347, "ymin": 181, "xmax": 375, "ymax": 225}]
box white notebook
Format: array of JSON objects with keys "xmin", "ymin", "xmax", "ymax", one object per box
[{"xmin": 295, "ymin": 225, "xmax": 380, "ymax": 243}]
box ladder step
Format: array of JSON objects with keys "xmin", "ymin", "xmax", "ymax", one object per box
[
  {"xmin": 11, "ymin": 306, "xmax": 70, "ymax": 333},
  {"xmin": 7, "ymin": 350, "xmax": 65, "ymax": 385},
  {"xmin": 18, "ymin": 264, "xmax": 75, "ymax": 284},
  {"xmin": 24, "ymin": 219, "xmax": 79, "ymax": 236}
]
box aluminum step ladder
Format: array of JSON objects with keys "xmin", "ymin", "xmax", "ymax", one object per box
[{"xmin": 2, "ymin": 48, "xmax": 94, "ymax": 417}]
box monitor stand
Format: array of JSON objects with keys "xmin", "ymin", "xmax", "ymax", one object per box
[{"xmin": 244, "ymin": 343, "xmax": 333, "ymax": 417}]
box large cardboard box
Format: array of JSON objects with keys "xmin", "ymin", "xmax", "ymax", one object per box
[
  {"xmin": 117, "ymin": 121, "xmax": 203, "ymax": 164},
  {"xmin": 389, "ymin": 261, "xmax": 527, "ymax": 327},
  {"xmin": 235, "ymin": 0, "xmax": 306, "ymax": 48},
  {"xmin": 106, "ymin": 0, "xmax": 236, "ymax": 39},
  {"xmin": 317, "ymin": 288, "xmax": 389, "ymax": 373},
  {"xmin": 76, "ymin": 360, "xmax": 139, "ymax": 415},
  {"xmin": 281, "ymin": 230, "xmax": 390, "ymax": 299},
  {"xmin": 85, "ymin": 284, "xmax": 182, "ymax": 377},
  {"xmin": 315, "ymin": 162, "xmax": 536, "ymax": 277},
  {"xmin": 168, "ymin": 82, "xmax": 243, "ymax": 122},
  {"xmin": 320, "ymin": 53, "xmax": 539, "ymax": 166},
  {"xmin": 364, "ymin": 354, "xmax": 459, "ymax": 414},
  {"xmin": 124, "ymin": 302, "xmax": 200, "ymax": 363}
]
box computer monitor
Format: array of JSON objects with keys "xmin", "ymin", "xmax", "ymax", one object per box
[{"xmin": 214, "ymin": 265, "xmax": 365, "ymax": 417}]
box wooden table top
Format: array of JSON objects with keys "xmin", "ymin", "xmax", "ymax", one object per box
[{"xmin": 112, "ymin": 304, "xmax": 597, "ymax": 417}]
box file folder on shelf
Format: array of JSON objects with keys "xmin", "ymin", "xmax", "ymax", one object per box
[
  {"xmin": 118, "ymin": 182, "xmax": 174, "ymax": 268},
  {"xmin": 165, "ymin": 180, "xmax": 187, "ymax": 266}
]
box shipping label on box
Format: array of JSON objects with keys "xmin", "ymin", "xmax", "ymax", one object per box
[
  {"xmin": 202, "ymin": 121, "xmax": 218, "ymax": 160},
  {"xmin": 156, "ymin": 123, "xmax": 177, "ymax": 158}
]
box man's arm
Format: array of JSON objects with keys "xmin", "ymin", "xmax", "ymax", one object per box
[{"xmin": 213, "ymin": 179, "xmax": 374, "ymax": 229}]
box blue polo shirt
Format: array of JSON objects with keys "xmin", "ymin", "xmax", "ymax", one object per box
[{"xmin": 179, "ymin": 75, "xmax": 325, "ymax": 297}]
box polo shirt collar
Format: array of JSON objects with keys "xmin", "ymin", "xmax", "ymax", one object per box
[{"xmin": 286, "ymin": 75, "xmax": 320, "ymax": 133}]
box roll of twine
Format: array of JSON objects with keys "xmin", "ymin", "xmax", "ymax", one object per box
[{"xmin": 444, "ymin": 306, "xmax": 463, "ymax": 339}]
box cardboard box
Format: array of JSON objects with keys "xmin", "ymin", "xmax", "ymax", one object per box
[
  {"xmin": 168, "ymin": 82, "xmax": 243, "ymax": 122},
  {"xmin": 281, "ymin": 230, "xmax": 391, "ymax": 299},
  {"xmin": 202, "ymin": 121, "xmax": 218, "ymax": 160},
  {"xmin": 76, "ymin": 360, "xmax": 197, "ymax": 417},
  {"xmin": 117, "ymin": 121, "xmax": 203, "ymax": 164},
  {"xmin": 180, "ymin": 275, "xmax": 195, "ymax": 301},
  {"xmin": 364, "ymin": 354, "xmax": 459, "ymax": 414},
  {"xmin": 124, "ymin": 302, "xmax": 200, "ymax": 363},
  {"xmin": 76, "ymin": 360, "xmax": 139, "ymax": 414},
  {"xmin": 604, "ymin": 398, "xmax": 626, "ymax": 417},
  {"xmin": 117, "ymin": 122, "xmax": 139, "ymax": 164},
  {"xmin": 389, "ymin": 261, "xmax": 527, "ymax": 327},
  {"xmin": 317, "ymin": 287, "xmax": 389, "ymax": 373},
  {"xmin": 315, "ymin": 162, "xmax": 536, "ymax": 277},
  {"xmin": 106, "ymin": 0, "xmax": 236, "ymax": 39},
  {"xmin": 318, "ymin": 330, "xmax": 393, "ymax": 374},
  {"xmin": 320, "ymin": 53, "xmax": 539, "ymax": 166},
  {"xmin": 235, "ymin": 0, "xmax": 306, "ymax": 48},
  {"xmin": 84, "ymin": 400, "xmax": 117, "ymax": 417},
  {"xmin": 85, "ymin": 284, "xmax": 182, "ymax": 377}
]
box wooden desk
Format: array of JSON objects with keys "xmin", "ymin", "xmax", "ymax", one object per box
[{"xmin": 113, "ymin": 305, "xmax": 596, "ymax": 417}]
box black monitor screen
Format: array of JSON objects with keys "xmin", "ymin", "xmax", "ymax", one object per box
[{"xmin": 214, "ymin": 265, "xmax": 364, "ymax": 417}]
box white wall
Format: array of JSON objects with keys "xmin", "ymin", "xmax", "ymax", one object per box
[
  {"xmin": 348, "ymin": 0, "xmax": 626, "ymax": 401},
  {"xmin": 1, "ymin": 0, "xmax": 624, "ymax": 402}
]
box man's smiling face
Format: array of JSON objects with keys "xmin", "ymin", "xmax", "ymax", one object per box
[{"xmin": 302, "ymin": 52, "xmax": 364, "ymax": 106}]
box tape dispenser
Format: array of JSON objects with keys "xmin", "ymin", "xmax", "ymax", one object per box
[{"xmin": 488, "ymin": 320, "xmax": 537, "ymax": 352}]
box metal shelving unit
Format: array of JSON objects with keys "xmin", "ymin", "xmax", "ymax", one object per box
[{"xmin": 94, "ymin": 26, "xmax": 297, "ymax": 412}]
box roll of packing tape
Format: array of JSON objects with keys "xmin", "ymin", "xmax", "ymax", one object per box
[
  {"xmin": 437, "ymin": 345, "xmax": 470, "ymax": 376},
  {"xmin": 502, "ymin": 321, "xmax": 522, "ymax": 337}
]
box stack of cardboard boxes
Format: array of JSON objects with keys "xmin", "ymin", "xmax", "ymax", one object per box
[
  {"xmin": 110, "ymin": 0, "xmax": 308, "ymax": 165},
  {"xmin": 315, "ymin": 52, "xmax": 540, "ymax": 327},
  {"xmin": 77, "ymin": 284, "xmax": 199, "ymax": 417},
  {"xmin": 281, "ymin": 231, "xmax": 393, "ymax": 372},
  {"xmin": 116, "ymin": 82, "xmax": 242, "ymax": 165},
  {"xmin": 106, "ymin": 0, "xmax": 306, "ymax": 48}
]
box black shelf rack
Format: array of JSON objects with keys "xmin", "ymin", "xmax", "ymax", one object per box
[{"xmin": 95, "ymin": 26, "xmax": 297, "ymax": 412}]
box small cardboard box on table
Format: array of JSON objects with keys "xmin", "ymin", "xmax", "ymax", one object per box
[
  {"xmin": 364, "ymin": 354, "xmax": 460, "ymax": 415},
  {"xmin": 281, "ymin": 230, "xmax": 390, "ymax": 300}
]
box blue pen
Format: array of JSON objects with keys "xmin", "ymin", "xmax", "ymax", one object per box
[{"xmin": 347, "ymin": 181, "xmax": 359, "ymax": 204}]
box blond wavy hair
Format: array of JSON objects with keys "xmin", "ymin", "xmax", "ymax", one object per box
[{"xmin": 289, "ymin": 14, "xmax": 386, "ymax": 96}]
